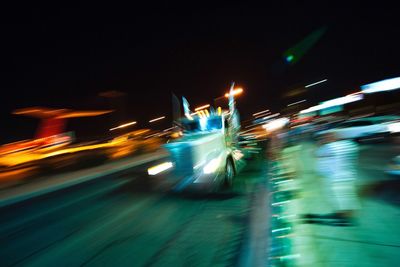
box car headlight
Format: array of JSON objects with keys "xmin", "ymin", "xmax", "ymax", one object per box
[{"xmin": 147, "ymin": 162, "xmax": 173, "ymax": 175}]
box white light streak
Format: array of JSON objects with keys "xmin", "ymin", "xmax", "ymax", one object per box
[
  {"xmin": 252, "ymin": 109, "xmax": 270, "ymax": 116},
  {"xmin": 305, "ymin": 79, "xmax": 328, "ymax": 88},
  {"xmin": 194, "ymin": 104, "xmax": 210, "ymax": 111},
  {"xmin": 147, "ymin": 162, "xmax": 173, "ymax": 175},
  {"xmin": 299, "ymin": 94, "xmax": 363, "ymax": 114},
  {"xmin": 287, "ymin": 99, "xmax": 306, "ymax": 106},
  {"xmin": 149, "ymin": 116, "xmax": 166, "ymax": 123},
  {"xmin": 109, "ymin": 121, "xmax": 137, "ymax": 131}
]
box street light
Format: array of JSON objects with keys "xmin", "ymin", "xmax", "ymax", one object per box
[
  {"xmin": 224, "ymin": 87, "xmax": 243, "ymax": 98},
  {"xmin": 214, "ymin": 87, "xmax": 244, "ymax": 107}
]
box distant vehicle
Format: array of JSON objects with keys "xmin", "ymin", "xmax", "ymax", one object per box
[
  {"xmin": 0, "ymin": 107, "xmax": 115, "ymax": 183},
  {"xmin": 386, "ymin": 155, "xmax": 400, "ymax": 176},
  {"xmin": 0, "ymin": 107, "xmax": 113, "ymax": 168},
  {"xmin": 315, "ymin": 116, "xmax": 400, "ymax": 142}
]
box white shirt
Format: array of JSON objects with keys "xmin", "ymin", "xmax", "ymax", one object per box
[{"xmin": 315, "ymin": 140, "xmax": 358, "ymax": 181}]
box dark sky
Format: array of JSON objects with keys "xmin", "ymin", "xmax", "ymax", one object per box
[{"xmin": 1, "ymin": 2, "xmax": 399, "ymax": 142}]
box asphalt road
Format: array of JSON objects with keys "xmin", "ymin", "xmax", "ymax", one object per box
[{"xmin": 0, "ymin": 153, "xmax": 268, "ymax": 267}]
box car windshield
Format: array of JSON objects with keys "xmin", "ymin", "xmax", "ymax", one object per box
[{"xmin": 182, "ymin": 117, "xmax": 223, "ymax": 132}]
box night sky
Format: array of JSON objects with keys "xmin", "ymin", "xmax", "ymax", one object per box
[{"xmin": 1, "ymin": 2, "xmax": 399, "ymax": 143}]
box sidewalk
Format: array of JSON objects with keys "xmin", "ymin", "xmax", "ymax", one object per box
[{"xmin": 273, "ymin": 142, "xmax": 400, "ymax": 267}]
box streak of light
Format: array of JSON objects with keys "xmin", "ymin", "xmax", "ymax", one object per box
[
  {"xmin": 287, "ymin": 99, "xmax": 306, "ymax": 106},
  {"xmin": 148, "ymin": 162, "xmax": 173, "ymax": 175},
  {"xmin": 163, "ymin": 126, "xmax": 176, "ymax": 132},
  {"xmin": 109, "ymin": 121, "xmax": 137, "ymax": 131},
  {"xmin": 224, "ymin": 88, "xmax": 243, "ymax": 98},
  {"xmin": 149, "ymin": 116, "xmax": 165, "ymax": 123},
  {"xmin": 194, "ymin": 104, "xmax": 210, "ymax": 111},
  {"xmin": 305, "ymin": 79, "xmax": 328, "ymax": 88},
  {"xmin": 252, "ymin": 109, "xmax": 270, "ymax": 116},
  {"xmin": 299, "ymin": 94, "xmax": 363, "ymax": 114}
]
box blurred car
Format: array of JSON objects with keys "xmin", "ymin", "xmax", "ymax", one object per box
[
  {"xmin": 316, "ymin": 115, "xmax": 400, "ymax": 141},
  {"xmin": 386, "ymin": 155, "xmax": 400, "ymax": 176}
]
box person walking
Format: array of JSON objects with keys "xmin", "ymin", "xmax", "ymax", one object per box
[{"xmin": 303, "ymin": 132, "xmax": 360, "ymax": 225}]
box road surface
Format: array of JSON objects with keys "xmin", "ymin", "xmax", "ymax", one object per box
[
  {"xmin": 2, "ymin": 138, "xmax": 398, "ymax": 267},
  {"xmin": 0, "ymin": 153, "xmax": 268, "ymax": 267}
]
